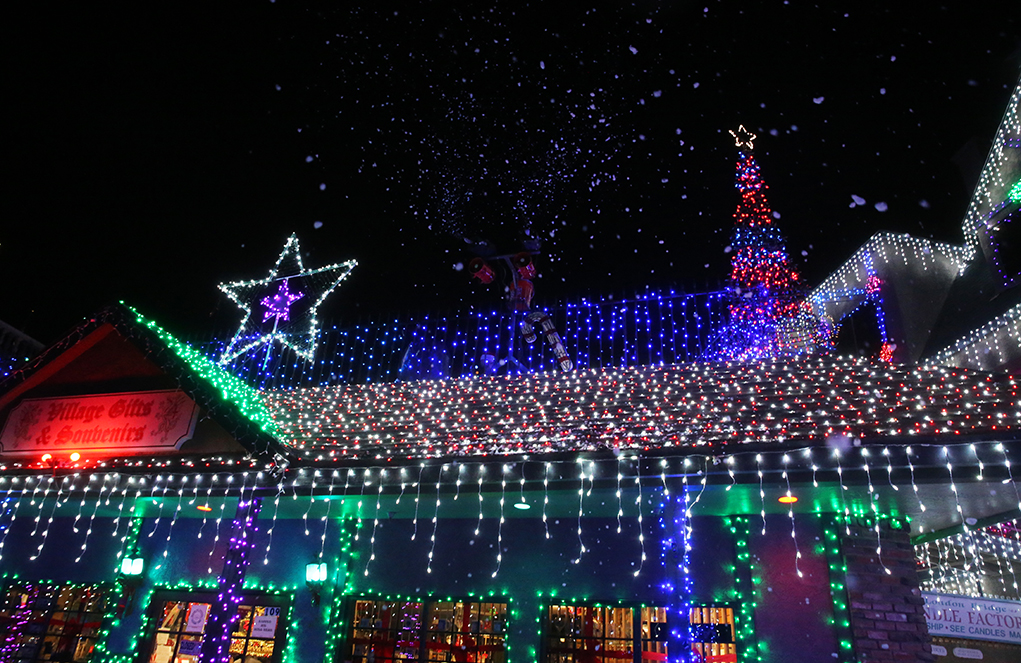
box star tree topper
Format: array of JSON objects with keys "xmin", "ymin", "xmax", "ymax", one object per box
[
  {"xmin": 218, "ymin": 234, "xmax": 357, "ymax": 364},
  {"xmin": 729, "ymin": 124, "xmax": 757, "ymax": 150}
]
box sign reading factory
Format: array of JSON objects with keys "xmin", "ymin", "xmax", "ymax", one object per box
[
  {"xmin": 1, "ymin": 390, "xmax": 200, "ymax": 457},
  {"xmin": 923, "ymin": 592, "xmax": 1021, "ymax": 646}
]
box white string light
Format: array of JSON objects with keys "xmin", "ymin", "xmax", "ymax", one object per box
[
  {"xmin": 616, "ymin": 456, "xmax": 624, "ymax": 534},
  {"xmin": 156, "ymin": 475, "xmax": 190, "ymax": 570},
  {"xmin": 492, "ymin": 464, "xmax": 507, "ymax": 577},
  {"xmin": 861, "ymin": 449, "xmax": 890, "ymax": 575},
  {"xmin": 633, "ymin": 456, "xmax": 646, "ymax": 577},
  {"xmin": 31, "ymin": 475, "xmax": 70, "ymax": 560},
  {"xmin": 72, "ymin": 475, "xmax": 93, "ymax": 533},
  {"xmin": 756, "ymin": 454, "xmax": 766, "ymax": 535},
  {"xmin": 366, "ymin": 468, "xmax": 385, "ymax": 576},
  {"xmin": 474, "ymin": 464, "xmax": 485, "ymax": 537},
  {"xmin": 542, "ymin": 462, "xmax": 550, "ymax": 539},
  {"xmin": 782, "ymin": 454, "xmax": 803, "ymax": 578},
  {"xmin": 0, "ymin": 480, "xmax": 24, "ymax": 562},
  {"xmin": 263, "ymin": 477, "xmax": 285, "ymax": 565},
  {"xmin": 30, "ymin": 477, "xmax": 54, "ymax": 537},
  {"xmin": 320, "ymin": 470, "xmax": 339, "ymax": 562},
  {"xmin": 834, "ymin": 449, "xmax": 850, "ymax": 535},
  {"xmin": 197, "ymin": 474, "xmax": 217, "ymax": 540},
  {"xmin": 427, "ymin": 466, "xmax": 444, "ymax": 575},
  {"xmin": 411, "ymin": 464, "xmax": 423, "ymax": 541},
  {"xmin": 303, "ymin": 469, "xmax": 319, "ymax": 536},
  {"xmin": 573, "ymin": 459, "xmax": 587, "ymax": 564}
]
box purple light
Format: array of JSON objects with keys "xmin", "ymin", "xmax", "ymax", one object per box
[{"xmin": 261, "ymin": 279, "xmax": 304, "ymax": 323}]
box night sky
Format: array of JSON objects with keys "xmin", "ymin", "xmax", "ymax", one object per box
[{"xmin": 5, "ymin": 2, "xmax": 1020, "ymax": 344}]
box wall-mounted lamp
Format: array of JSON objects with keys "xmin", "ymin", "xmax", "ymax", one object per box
[
  {"xmin": 116, "ymin": 555, "xmax": 145, "ymax": 617},
  {"xmin": 120, "ymin": 557, "xmax": 144, "ymax": 576},
  {"xmin": 306, "ymin": 562, "xmax": 327, "ymax": 606}
]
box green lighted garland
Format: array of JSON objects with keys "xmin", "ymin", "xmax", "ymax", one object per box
[
  {"xmin": 125, "ymin": 304, "xmax": 278, "ymax": 436},
  {"xmin": 325, "ymin": 517, "xmax": 359, "ymax": 663},
  {"xmin": 728, "ymin": 516, "xmax": 760, "ymax": 663},
  {"xmin": 1009, "ymin": 179, "xmax": 1021, "ymax": 203},
  {"xmin": 822, "ymin": 516, "xmax": 855, "ymax": 663}
]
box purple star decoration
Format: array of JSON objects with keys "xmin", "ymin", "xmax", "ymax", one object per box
[{"xmin": 260, "ymin": 280, "xmax": 304, "ymax": 323}]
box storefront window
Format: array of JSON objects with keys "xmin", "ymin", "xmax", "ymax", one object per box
[
  {"xmin": 0, "ymin": 582, "xmax": 106, "ymax": 663},
  {"xmin": 347, "ymin": 598, "xmax": 507, "ymax": 663},
  {"xmin": 545, "ymin": 604, "xmax": 668, "ymax": 663},
  {"xmin": 689, "ymin": 606, "xmax": 736, "ymax": 663},
  {"xmin": 145, "ymin": 592, "xmax": 286, "ymax": 663}
]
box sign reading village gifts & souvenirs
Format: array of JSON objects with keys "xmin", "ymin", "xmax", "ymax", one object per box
[{"xmin": 1, "ymin": 390, "xmax": 200, "ymax": 458}]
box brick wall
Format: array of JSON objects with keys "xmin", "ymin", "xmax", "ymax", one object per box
[{"xmin": 841, "ymin": 517, "xmax": 933, "ymax": 662}]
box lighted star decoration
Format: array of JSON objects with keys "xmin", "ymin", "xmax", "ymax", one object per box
[
  {"xmin": 218, "ymin": 234, "xmax": 357, "ymax": 364},
  {"xmin": 261, "ymin": 279, "xmax": 303, "ymax": 323},
  {"xmin": 729, "ymin": 124, "xmax": 757, "ymax": 150}
]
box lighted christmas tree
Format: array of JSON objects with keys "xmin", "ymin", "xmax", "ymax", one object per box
[{"xmin": 710, "ymin": 125, "xmax": 822, "ymax": 361}]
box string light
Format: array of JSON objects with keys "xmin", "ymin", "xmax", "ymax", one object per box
[
  {"xmin": 0, "ymin": 482, "xmax": 24, "ymax": 562},
  {"xmin": 781, "ymin": 454, "xmax": 802, "ymax": 578},
  {"xmin": 217, "ymin": 233, "xmax": 357, "ymax": 364},
  {"xmin": 493, "ymin": 464, "xmax": 506, "ymax": 577},
  {"xmin": 861, "ymin": 449, "xmax": 890, "ymax": 575},
  {"xmin": 321, "ymin": 470, "xmax": 339, "ymax": 561},
  {"xmin": 573, "ymin": 460, "xmax": 587, "ymax": 564},
  {"xmin": 542, "ymin": 462, "xmax": 550, "ymax": 539},
  {"xmin": 475, "ymin": 464, "xmax": 485, "ymax": 537},
  {"xmin": 303, "ymin": 469, "xmax": 319, "ymax": 536},
  {"xmin": 756, "ymin": 454, "xmax": 766, "ymax": 535},
  {"xmin": 31, "ymin": 476, "xmax": 70, "ymax": 560},
  {"xmin": 412, "ymin": 464, "xmax": 423, "ymax": 541},
  {"xmin": 155, "ymin": 475, "xmax": 190, "ymax": 570},
  {"xmin": 263, "ymin": 477, "xmax": 285, "ymax": 565},
  {"xmin": 633, "ymin": 456, "xmax": 645, "ymax": 577},
  {"xmin": 427, "ymin": 465, "xmax": 444, "ymax": 575}
]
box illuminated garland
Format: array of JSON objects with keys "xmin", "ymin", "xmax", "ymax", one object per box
[
  {"xmin": 218, "ymin": 234, "xmax": 357, "ymax": 364},
  {"xmin": 729, "ymin": 516, "xmax": 759, "ymax": 663},
  {"xmin": 821, "ymin": 517, "xmax": 855, "ymax": 662},
  {"xmin": 125, "ymin": 304, "xmax": 279, "ymax": 437}
]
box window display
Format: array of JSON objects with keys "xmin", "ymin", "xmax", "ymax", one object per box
[
  {"xmin": 544, "ymin": 604, "xmax": 668, "ymax": 663},
  {"xmin": 144, "ymin": 593, "xmax": 286, "ymax": 663},
  {"xmin": 0, "ymin": 582, "xmax": 106, "ymax": 663},
  {"xmin": 689, "ymin": 606, "xmax": 736, "ymax": 663},
  {"xmin": 346, "ymin": 598, "xmax": 507, "ymax": 663}
]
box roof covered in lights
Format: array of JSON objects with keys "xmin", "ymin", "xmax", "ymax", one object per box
[{"xmin": 264, "ymin": 356, "xmax": 1021, "ymax": 462}]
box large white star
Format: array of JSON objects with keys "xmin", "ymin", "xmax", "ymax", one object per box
[{"xmin": 218, "ymin": 234, "xmax": 357, "ymax": 364}]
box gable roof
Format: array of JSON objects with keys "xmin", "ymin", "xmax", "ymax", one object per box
[{"xmin": 0, "ymin": 303, "xmax": 282, "ymax": 460}]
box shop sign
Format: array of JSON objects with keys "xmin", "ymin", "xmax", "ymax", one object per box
[
  {"xmin": 0, "ymin": 390, "xmax": 200, "ymax": 457},
  {"xmin": 923, "ymin": 592, "xmax": 1021, "ymax": 646}
]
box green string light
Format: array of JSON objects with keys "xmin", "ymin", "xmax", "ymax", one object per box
[
  {"xmin": 822, "ymin": 515, "xmax": 855, "ymax": 662},
  {"xmin": 124, "ymin": 304, "xmax": 278, "ymax": 436}
]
